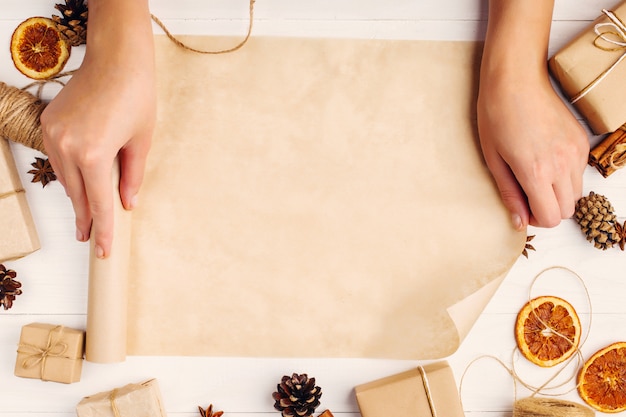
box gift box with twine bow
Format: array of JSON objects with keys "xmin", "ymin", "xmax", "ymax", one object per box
[
  {"xmin": 354, "ymin": 361, "xmax": 464, "ymax": 417},
  {"xmin": 550, "ymin": 3, "xmax": 626, "ymax": 135},
  {"xmin": 0, "ymin": 138, "xmax": 40, "ymax": 263},
  {"xmin": 14, "ymin": 323, "xmax": 84, "ymax": 384},
  {"xmin": 76, "ymin": 379, "xmax": 168, "ymax": 417}
]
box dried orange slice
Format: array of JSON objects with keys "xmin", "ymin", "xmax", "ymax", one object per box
[
  {"xmin": 578, "ymin": 342, "xmax": 626, "ymax": 413},
  {"xmin": 514, "ymin": 295, "xmax": 581, "ymax": 367},
  {"xmin": 10, "ymin": 17, "xmax": 70, "ymax": 80}
]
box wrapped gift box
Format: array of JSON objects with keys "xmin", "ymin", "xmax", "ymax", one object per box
[
  {"xmin": 355, "ymin": 361, "xmax": 464, "ymax": 417},
  {"xmin": 549, "ymin": 3, "xmax": 626, "ymax": 134},
  {"xmin": 76, "ymin": 379, "xmax": 167, "ymax": 417},
  {"xmin": 14, "ymin": 323, "xmax": 85, "ymax": 384},
  {"xmin": 0, "ymin": 138, "xmax": 40, "ymax": 262}
]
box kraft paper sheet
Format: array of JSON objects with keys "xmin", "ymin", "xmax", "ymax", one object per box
[{"xmin": 86, "ymin": 36, "xmax": 525, "ymax": 363}]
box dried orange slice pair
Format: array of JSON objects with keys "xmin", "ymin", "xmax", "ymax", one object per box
[
  {"xmin": 515, "ymin": 296, "xmax": 626, "ymax": 413},
  {"xmin": 10, "ymin": 17, "xmax": 71, "ymax": 80}
]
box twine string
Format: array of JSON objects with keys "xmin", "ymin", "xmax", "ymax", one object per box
[
  {"xmin": 151, "ymin": 0, "xmax": 255, "ymax": 54},
  {"xmin": 109, "ymin": 389, "xmax": 122, "ymax": 417},
  {"xmin": 17, "ymin": 325, "xmax": 69, "ymax": 381},
  {"xmin": 459, "ymin": 266, "xmax": 593, "ymax": 415},
  {"xmin": 608, "ymin": 143, "xmax": 626, "ymax": 169},
  {"xmin": 417, "ymin": 365, "xmax": 438, "ymax": 417},
  {"xmin": 0, "ymin": 188, "xmax": 25, "ymax": 201},
  {"xmin": 571, "ymin": 9, "xmax": 626, "ymax": 104}
]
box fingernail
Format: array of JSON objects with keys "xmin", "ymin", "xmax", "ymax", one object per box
[
  {"xmin": 76, "ymin": 229, "xmax": 85, "ymax": 242},
  {"xmin": 95, "ymin": 245, "xmax": 105, "ymax": 259},
  {"xmin": 129, "ymin": 194, "xmax": 139, "ymax": 210},
  {"xmin": 512, "ymin": 214, "xmax": 523, "ymax": 231}
]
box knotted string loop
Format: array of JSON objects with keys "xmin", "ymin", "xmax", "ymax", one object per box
[
  {"xmin": 571, "ymin": 9, "xmax": 626, "ymax": 104},
  {"xmin": 17, "ymin": 325, "xmax": 69, "ymax": 381}
]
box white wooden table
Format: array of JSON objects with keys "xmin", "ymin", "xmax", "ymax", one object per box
[{"xmin": 2, "ymin": 1, "xmax": 625, "ymax": 416}]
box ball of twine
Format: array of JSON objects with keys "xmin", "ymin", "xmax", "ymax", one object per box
[
  {"xmin": 514, "ymin": 397, "xmax": 595, "ymax": 417},
  {"xmin": 0, "ymin": 81, "xmax": 46, "ymax": 154}
]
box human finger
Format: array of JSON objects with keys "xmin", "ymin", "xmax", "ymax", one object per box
[
  {"xmin": 522, "ymin": 178, "xmax": 561, "ymax": 228},
  {"xmin": 482, "ymin": 149, "xmax": 530, "ymax": 231},
  {"xmin": 118, "ymin": 135, "xmax": 151, "ymax": 210},
  {"xmin": 61, "ymin": 164, "xmax": 92, "ymax": 242},
  {"xmin": 81, "ymin": 160, "xmax": 116, "ymax": 259}
]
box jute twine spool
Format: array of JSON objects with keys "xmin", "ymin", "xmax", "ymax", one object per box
[
  {"xmin": 461, "ymin": 267, "xmax": 596, "ymax": 417},
  {"xmin": 0, "ymin": 0, "xmax": 255, "ymax": 154},
  {"xmin": 0, "ymin": 82, "xmax": 47, "ymax": 154},
  {"xmin": 514, "ymin": 398, "xmax": 594, "ymax": 417}
]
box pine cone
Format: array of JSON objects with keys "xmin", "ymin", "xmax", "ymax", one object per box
[
  {"xmin": 574, "ymin": 192, "xmax": 620, "ymax": 250},
  {"xmin": 52, "ymin": 0, "xmax": 88, "ymax": 47},
  {"xmin": 0, "ymin": 264, "xmax": 22, "ymax": 310},
  {"xmin": 272, "ymin": 373, "xmax": 322, "ymax": 417}
]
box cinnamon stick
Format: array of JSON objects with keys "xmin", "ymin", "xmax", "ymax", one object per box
[{"xmin": 589, "ymin": 127, "xmax": 626, "ymax": 177}]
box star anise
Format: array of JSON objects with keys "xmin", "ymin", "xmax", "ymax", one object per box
[
  {"xmin": 0, "ymin": 264, "xmax": 22, "ymax": 310},
  {"xmin": 28, "ymin": 157, "xmax": 57, "ymax": 188},
  {"xmin": 198, "ymin": 404, "xmax": 223, "ymax": 417},
  {"xmin": 615, "ymin": 221, "xmax": 626, "ymax": 251},
  {"xmin": 522, "ymin": 235, "xmax": 536, "ymax": 258}
]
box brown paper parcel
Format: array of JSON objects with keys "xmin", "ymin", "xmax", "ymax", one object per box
[
  {"xmin": 76, "ymin": 379, "xmax": 167, "ymax": 417},
  {"xmin": 14, "ymin": 323, "xmax": 84, "ymax": 384},
  {"xmin": 86, "ymin": 36, "xmax": 525, "ymax": 362},
  {"xmin": 0, "ymin": 138, "xmax": 40, "ymax": 263},
  {"xmin": 549, "ymin": 3, "xmax": 626, "ymax": 135},
  {"xmin": 355, "ymin": 361, "xmax": 464, "ymax": 417}
]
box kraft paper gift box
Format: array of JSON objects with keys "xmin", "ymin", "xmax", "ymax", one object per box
[
  {"xmin": 355, "ymin": 361, "xmax": 464, "ymax": 417},
  {"xmin": 14, "ymin": 322, "xmax": 84, "ymax": 384},
  {"xmin": 0, "ymin": 138, "xmax": 40, "ymax": 262},
  {"xmin": 549, "ymin": 2, "xmax": 626, "ymax": 135},
  {"xmin": 76, "ymin": 379, "xmax": 167, "ymax": 417}
]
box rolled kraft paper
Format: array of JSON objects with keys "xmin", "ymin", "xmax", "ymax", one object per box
[
  {"xmin": 88, "ymin": 36, "xmax": 526, "ymax": 360},
  {"xmin": 86, "ymin": 160, "xmax": 131, "ymax": 363}
]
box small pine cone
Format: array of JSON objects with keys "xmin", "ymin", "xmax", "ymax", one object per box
[
  {"xmin": 574, "ymin": 192, "xmax": 620, "ymax": 250},
  {"xmin": 272, "ymin": 373, "xmax": 322, "ymax": 417},
  {"xmin": 0, "ymin": 264, "xmax": 22, "ymax": 310}
]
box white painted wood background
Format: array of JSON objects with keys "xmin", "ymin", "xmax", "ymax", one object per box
[{"xmin": 1, "ymin": 0, "xmax": 625, "ymax": 416}]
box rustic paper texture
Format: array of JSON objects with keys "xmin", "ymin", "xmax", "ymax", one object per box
[
  {"xmin": 549, "ymin": 2, "xmax": 626, "ymax": 135},
  {"xmin": 87, "ymin": 36, "xmax": 525, "ymax": 362},
  {"xmin": 14, "ymin": 323, "xmax": 84, "ymax": 384},
  {"xmin": 76, "ymin": 379, "xmax": 167, "ymax": 417},
  {"xmin": 0, "ymin": 139, "xmax": 40, "ymax": 262},
  {"xmin": 355, "ymin": 361, "xmax": 464, "ymax": 417}
]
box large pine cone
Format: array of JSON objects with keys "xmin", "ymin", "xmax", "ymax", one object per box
[
  {"xmin": 52, "ymin": 0, "xmax": 88, "ymax": 46},
  {"xmin": 574, "ymin": 192, "xmax": 620, "ymax": 250},
  {"xmin": 0, "ymin": 264, "xmax": 22, "ymax": 310},
  {"xmin": 272, "ymin": 373, "xmax": 322, "ymax": 417}
]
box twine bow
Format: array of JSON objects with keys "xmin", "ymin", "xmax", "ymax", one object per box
[
  {"xmin": 17, "ymin": 325, "xmax": 69, "ymax": 381},
  {"xmin": 571, "ymin": 9, "xmax": 626, "ymax": 104}
]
